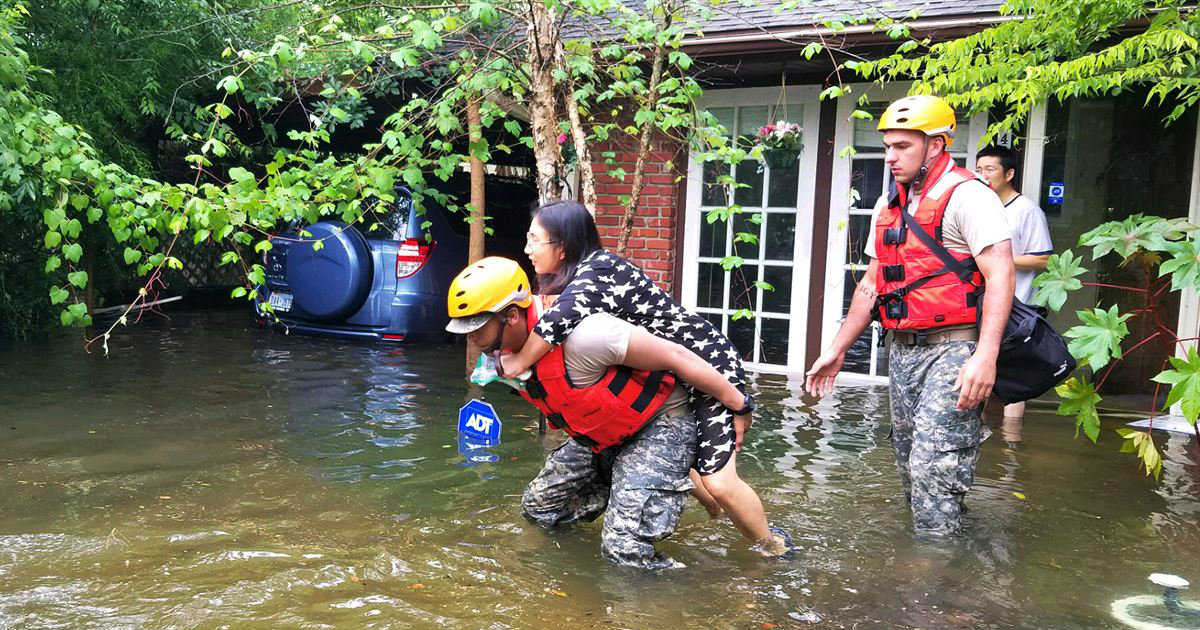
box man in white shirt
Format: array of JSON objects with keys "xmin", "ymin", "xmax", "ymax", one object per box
[{"xmin": 976, "ymin": 145, "xmax": 1054, "ymax": 419}]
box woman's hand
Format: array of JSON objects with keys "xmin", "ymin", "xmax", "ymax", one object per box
[
  {"xmin": 498, "ymin": 352, "xmax": 528, "ymax": 377},
  {"xmin": 733, "ymin": 413, "xmax": 751, "ymax": 451}
]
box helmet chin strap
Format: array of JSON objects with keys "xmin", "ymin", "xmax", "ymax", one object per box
[{"xmin": 910, "ymin": 135, "xmax": 939, "ymax": 192}]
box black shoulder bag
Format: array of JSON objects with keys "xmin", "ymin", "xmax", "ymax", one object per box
[{"xmin": 896, "ymin": 210, "xmax": 1076, "ymax": 404}]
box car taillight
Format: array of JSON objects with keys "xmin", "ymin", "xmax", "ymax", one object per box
[{"xmin": 396, "ymin": 238, "xmax": 434, "ymax": 279}]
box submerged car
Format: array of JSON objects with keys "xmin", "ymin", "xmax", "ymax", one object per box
[{"xmin": 255, "ymin": 184, "xmax": 531, "ymax": 341}]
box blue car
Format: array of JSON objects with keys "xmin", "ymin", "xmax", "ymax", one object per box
[{"xmin": 255, "ymin": 184, "xmax": 531, "ymax": 341}]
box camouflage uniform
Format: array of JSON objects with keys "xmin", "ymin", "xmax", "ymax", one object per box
[
  {"xmin": 522, "ymin": 410, "xmax": 697, "ymax": 570},
  {"xmin": 888, "ymin": 339, "xmax": 992, "ymax": 536}
]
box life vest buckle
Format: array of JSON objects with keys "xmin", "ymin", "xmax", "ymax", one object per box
[
  {"xmin": 883, "ymin": 264, "xmax": 905, "ymax": 282},
  {"xmin": 885, "ymin": 300, "xmax": 908, "ymax": 321},
  {"xmin": 882, "ymin": 226, "xmax": 908, "ymax": 245},
  {"xmin": 546, "ymin": 412, "xmax": 566, "ymax": 430}
]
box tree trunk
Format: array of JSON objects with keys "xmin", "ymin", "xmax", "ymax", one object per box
[
  {"xmin": 565, "ymin": 83, "xmax": 598, "ymax": 215},
  {"xmin": 466, "ymin": 98, "xmax": 487, "ymax": 373},
  {"xmin": 616, "ymin": 4, "xmax": 672, "ymax": 255},
  {"xmin": 527, "ymin": 0, "xmax": 565, "ymax": 202}
]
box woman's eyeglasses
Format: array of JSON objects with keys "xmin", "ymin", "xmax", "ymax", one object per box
[{"xmin": 526, "ymin": 233, "xmax": 559, "ymax": 247}]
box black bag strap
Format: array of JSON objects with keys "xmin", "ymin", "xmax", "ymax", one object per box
[
  {"xmin": 875, "ymin": 210, "xmax": 980, "ymax": 308},
  {"xmin": 898, "ymin": 208, "xmax": 978, "ymax": 285}
]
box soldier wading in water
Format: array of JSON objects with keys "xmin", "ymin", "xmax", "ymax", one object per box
[
  {"xmin": 446, "ymin": 258, "xmax": 792, "ymax": 569},
  {"xmin": 806, "ymin": 95, "xmax": 1015, "ymax": 536}
]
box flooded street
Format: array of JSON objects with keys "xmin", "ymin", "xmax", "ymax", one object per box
[{"xmin": 2, "ymin": 310, "xmax": 1199, "ymax": 629}]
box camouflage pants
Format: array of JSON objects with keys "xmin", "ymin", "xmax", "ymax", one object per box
[
  {"xmin": 521, "ymin": 411, "xmax": 697, "ymax": 570},
  {"xmin": 888, "ymin": 340, "xmax": 992, "ymax": 536}
]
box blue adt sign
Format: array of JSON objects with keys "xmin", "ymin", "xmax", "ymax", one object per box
[
  {"xmin": 1047, "ymin": 182, "xmax": 1065, "ymax": 205},
  {"xmin": 458, "ymin": 399, "xmax": 502, "ymax": 445}
]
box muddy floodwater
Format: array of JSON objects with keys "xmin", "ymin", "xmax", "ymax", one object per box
[{"xmin": 2, "ymin": 310, "xmax": 1199, "ymax": 629}]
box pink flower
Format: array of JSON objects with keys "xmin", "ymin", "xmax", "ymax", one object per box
[{"xmin": 557, "ymin": 133, "xmax": 568, "ymax": 144}]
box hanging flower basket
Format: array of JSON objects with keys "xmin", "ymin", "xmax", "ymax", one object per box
[
  {"xmin": 755, "ymin": 121, "xmax": 803, "ymax": 170},
  {"xmin": 764, "ymin": 147, "xmax": 802, "ymax": 170}
]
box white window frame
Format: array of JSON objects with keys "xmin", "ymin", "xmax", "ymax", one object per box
[
  {"xmin": 822, "ymin": 82, "xmax": 987, "ymax": 383},
  {"xmin": 681, "ymin": 85, "xmax": 822, "ymax": 373}
]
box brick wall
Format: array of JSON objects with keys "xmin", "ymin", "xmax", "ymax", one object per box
[{"xmin": 589, "ymin": 133, "xmax": 687, "ymax": 293}]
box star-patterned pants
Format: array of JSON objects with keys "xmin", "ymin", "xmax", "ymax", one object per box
[{"xmin": 533, "ymin": 251, "xmax": 747, "ymax": 475}]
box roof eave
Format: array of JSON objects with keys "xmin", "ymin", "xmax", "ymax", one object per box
[{"xmin": 681, "ymin": 13, "xmax": 1012, "ymax": 55}]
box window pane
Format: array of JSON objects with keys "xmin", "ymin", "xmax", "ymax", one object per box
[
  {"xmin": 770, "ymin": 103, "xmax": 803, "ymax": 129},
  {"xmin": 760, "ymin": 317, "xmax": 790, "ymax": 365},
  {"xmin": 699, "ymin": 211, "xmax": 727, "ymax": 259},
  {"xmin": 767, "ymin": 157, "xmax": 799, "ymax": 207},
  {"xmin": 702, "ymin": 311, "xmax": 724, "ymax": 333},
  {"xmin": 697, "ymin": 262, "xmax": 725, "ymax": 309},
  {"xmin": 732, "ymin": 211, "xmax": 762, "ymax": 260},
  {"xmin": 761, "ymin": 265, "xmax": 792, "ymax": 313},
  {"xmin": 848, "ymin": 214, "xmax": 873, "ymax": 266},
  {"xmin": 738, "ymin": 106, "xmax": 770, "ymax": 137},
  {"xmin": 728, "ymin": 315, "xmax": 756, "ymax": 362},
  {"xmin": 709, "ymin": 107, "xmax": 735, "ymax": 137},
  {"xmin": 851, "ymin": 158, "xmax": 885, "ymax": 210},
  {"xmin": 853, "ymin": 103, "xmax": 888, "ymax": 152},
  {"xmin": 733, "ymin": 161, "xmax": 764, "ymax": 207},
  {"xmin": 728, "ymin": 264, "xmax": 760, "ymax": 312},
  {"xmin": 701, "ymin": 161, "xmax": 729, "ymax": 207},
  {"xmin": 764, "ymin": 212, "xmax": 796, "ymax": 260}
]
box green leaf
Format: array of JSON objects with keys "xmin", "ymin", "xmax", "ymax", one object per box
[
  {"xmin": 1114, "ymin": 428, "xmax": 1163, "ymax": 479},
  {"xmin": 44, "ymin": 256, "xmax": 61, "ymax": 273},
  {"xmin": 49, "ymin": 287, "xmax": 69, "ymax": 305},
  {"xmin": 1063, "ymin": 304, "xmax": 1131, "ymax": 370},
  {"xmin": 1055, "ymin": 376, "xmax": 1102, "ymax": 443},
  {"xmin": 1079, "ymin": 214, "xmax": 1192, "ymax": 261},
  {"xmin": 720, "ymin": 255, "xmax": 745, "ymax": 271},
  {"xmin": 1158, "ymin": 238, "xmax": 1200, "ymax": 291},
  {"xmin": 63, "ymin": 243, "xmax": 83, "ymax": 263},
  {"xmin": 1030, "ymin": 249, "xmax": 1087, "ymax": 312},
  {"xmin": 44, "ymin": 230, "xmax": 62, "ymax": 249},
  {"xmin": 754, "ymin": 280, "xmax": 775, "ymax": 292},
  {"xmin": 63, "ymin": 219, "xmax": 82, "ymax": 239},
  {"xmin": 43, "ymin": 208, "xmax": 65, "ymax": 230},
  {"xmin": 1151, "ymin": 347, "xmax": 1200, "ymax": 423},
  {"xmin": 254, "ymin": 240, "xmax": 273, "ymax": 253},
  {"xmin": 217, "ymin": 75, "xmax": 243, "ymax": 94},
  {"xmin": 231, "ymin": 287, "xmax": 247, "ymax": 298},
  {"xmin": 390, "ymin": 48, "xmax": 420, "ymax": 68},
  {"xmin": 730, "ymin": 308, "xmax": 755, "ymax": 321},
  {"xmin": 123, "ymin": 247, "xmax": 142, "ymax": 265},
  {"xmin": 67, "ymin": 271, "xmax": 88, "ymax": 289}
]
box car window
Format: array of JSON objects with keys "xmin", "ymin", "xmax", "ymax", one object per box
[{"xmin": 363, "ymin": 190, "xmax": 412, "ymax": 240}]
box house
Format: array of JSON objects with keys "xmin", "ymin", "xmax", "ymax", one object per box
[{"xmin": 583, "ymin": 0, "xmax": 1198, "ymax": 396}]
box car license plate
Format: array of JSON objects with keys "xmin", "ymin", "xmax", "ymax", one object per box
[{"xmin": 268, "ymin": 291, "xmax": 293, "ymax": 312}]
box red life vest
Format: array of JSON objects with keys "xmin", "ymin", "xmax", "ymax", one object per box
[
  {"xmin": 517, "ymin": 304, "xmax": 677, "ymax": 453},
  {"xmin": 874, "ymin": 152, "xmax": 986, "ymax": 330}
]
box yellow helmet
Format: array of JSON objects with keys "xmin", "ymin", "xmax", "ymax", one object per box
[
  {"xmin": 445, "ymin": 256, "xmax": 533, "ymax": 334},
  {"xmin": 877, "ymin": 95, "xmax": 957, "ymax": 148}
]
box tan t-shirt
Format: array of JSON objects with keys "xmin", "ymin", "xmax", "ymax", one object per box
[
  {"xmin": 561, "ymin": 313, "xmax": 689, "ymax": 417},
  {"xmin": 864, "ymin": 170, "xmax": 1011, "ymax": 258}
]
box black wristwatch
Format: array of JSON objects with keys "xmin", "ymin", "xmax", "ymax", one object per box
[{"xmin": 727, "ymin": 392, "xmax": 755, "ymax": 416}]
